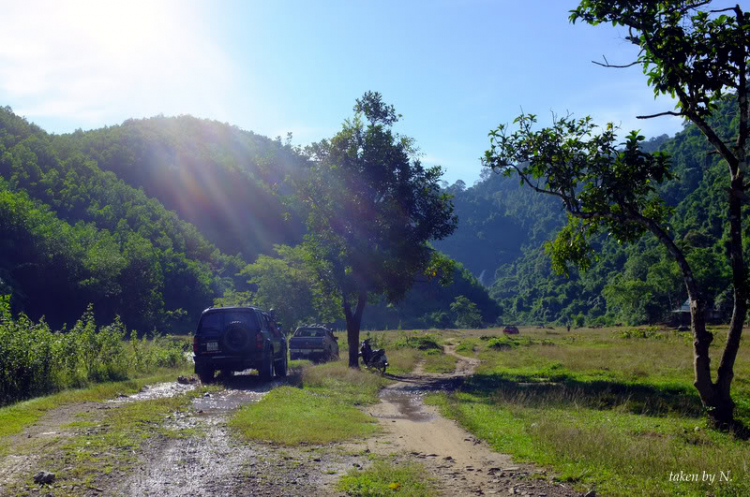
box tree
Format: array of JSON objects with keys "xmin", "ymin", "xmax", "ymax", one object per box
[
  {"xmin": 450, "ymin": 295, "xmax": 482, "ymax": 329},
  {"xmin": 301, "ymin": 92, "xmax": 457, "ymax": 367},
  {"xmin": 237, "ymin": 245, "xmax": 341, "ymax": 332},
  {"xmin": 484, "ymin": 0, "xmax": 750, "ymax": 427}
]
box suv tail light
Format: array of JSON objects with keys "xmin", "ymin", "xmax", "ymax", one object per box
[
  {"xmin": 193, "ymin": 336, "xmax": 198, "ymax": 354},
  {"xmin": 255, "ymin": 332, "xmax": 264, "ymax": 349}
]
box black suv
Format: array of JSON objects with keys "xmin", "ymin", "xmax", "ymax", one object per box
[{"xmin": 192, "ymin": 306, "xmax": 287, "ymax": 383}]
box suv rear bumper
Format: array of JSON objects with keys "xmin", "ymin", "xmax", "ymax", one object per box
[{"xmin": 194, "ymin": 352, "xmax": 265, "ymax": 372}]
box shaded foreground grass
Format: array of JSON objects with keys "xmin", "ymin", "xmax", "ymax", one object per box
[
  {"xmin": 338, "ymin": 457, "xmax": 436, "ymax": 497},
  {"xmin": 0, "ymin": 366, "xmax": 191, "ymax": 444},
  {"xmin": 426, "ymin": 326, "xmax": 750, "ymax": 496}
]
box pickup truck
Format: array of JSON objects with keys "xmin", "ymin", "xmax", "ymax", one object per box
[{"xmin": 289, "ymin": 325, "xmax": 339, "ymax": 362}]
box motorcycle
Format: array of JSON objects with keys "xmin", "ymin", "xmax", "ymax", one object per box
[{"xmin": 359, "ymin": 338, "xmax": 389, "ymax": 374}]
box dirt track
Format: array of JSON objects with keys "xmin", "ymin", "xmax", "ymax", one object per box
[
  {"xmin": 1, "ymin": 345, "xmax": 580, "ymax": 496},
  {"xmin": 355, "ymin": 344, "xmax": 578, "ymax": 496}
]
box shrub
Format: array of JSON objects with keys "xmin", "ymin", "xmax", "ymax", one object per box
[
  {"xmin": 393, "ymin": 333, "xmax": 442, "ymax": 351},
  {"xmin": 0, "ymin": 296, "xmax": 186, "ymax": 406}
]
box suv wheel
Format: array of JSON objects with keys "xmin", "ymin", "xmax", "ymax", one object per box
[
  {"xmin": 197, "ymin": 365, "xmax": 215, "ymax": 384},
  {"xmin": 260, "ymin": 352, "xmax": 274, "ymax": 381},
  {"xmin": 275, "ymin": 350, "xmax": 288, "ymax": 377}
]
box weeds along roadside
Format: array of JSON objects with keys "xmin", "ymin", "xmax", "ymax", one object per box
[
  {"xmin": 0, "ymin": 297, "xmax": 190, "ymax": 408},
  {"xmin": 425, "ymin": 326, "xmax": 750, "ymax": 497},
  {"xmin": 337, "ymin": 457, "xmax": 437, "ymax": 497}
]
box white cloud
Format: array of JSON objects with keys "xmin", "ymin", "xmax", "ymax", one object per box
[{"xmin": 0, "ymin": 0, "xmax": 239, "ymax": 126}]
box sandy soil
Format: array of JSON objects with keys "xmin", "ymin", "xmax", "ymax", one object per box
[{"xmin": 353, "ymin": 344, "xmax": 579, "ymax": 496}]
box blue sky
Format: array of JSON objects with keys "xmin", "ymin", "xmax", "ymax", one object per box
[{"xmin": 0, "ymin": 0, "xmax": 698, "ymax": 185}]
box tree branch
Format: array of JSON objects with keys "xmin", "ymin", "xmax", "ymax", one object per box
[
  {"xmin": 708, "ymin": 7, "xmax": 738, "ymax": 14},
  {"xmin": 592, "ymin": 55, "xmax": 640, "ymax": 68},
  {"xmin": 637, "ymin": 111, "xmax": 686, "ymax": 119}
]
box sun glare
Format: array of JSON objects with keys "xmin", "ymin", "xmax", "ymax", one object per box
[{"xmin": 0, "ymin": 0, "xmax": 235, "ymax": 123}]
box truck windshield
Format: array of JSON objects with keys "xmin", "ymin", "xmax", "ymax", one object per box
[{"xmin": 197, "ymin": 311, "xmax": 260, "ymax": 336}]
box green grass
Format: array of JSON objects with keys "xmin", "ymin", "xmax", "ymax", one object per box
[
  {"xmin": 421, "ymin": 349, "xmax": 457, "ymax": 373},
  {"xmin": 455, "ymin": 338, "xmax": 476, "ymax": 355},
  {"xmin": 229, "ymin": 360, "xmax": 388, "ymax": 446},
  {"xmin": 387, "ymin": 348, "xmax": 422, "ymax": 375},
  {"xmin": 424, "ymin": 326, "xmax": 750, "ymax": 496},
  {"xmin": 337, "ymin": 458, "xmax": 436, "ymax": 497},
  {"xmin": 230, "ymin": 386, "xmax": 380, "ymax": 446},
  {"xmin": 0, "ymin": 366, "xmax": 191, "ymax": 444}
]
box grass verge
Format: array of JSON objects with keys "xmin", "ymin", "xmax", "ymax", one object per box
[
  {"xmin": 230, "ymin": 386, "xmax": 379, "ymax": 446},
  {"xmin": 337, "ymin": 457, "xmax": 436, "ymax": 497},
  {"xmin": 421, "ymin": 349, "xmax": 457, "ymax": 373},
  {"xmin": 8, "ymin": 386, "xmax": 203, "ymax": 495}
]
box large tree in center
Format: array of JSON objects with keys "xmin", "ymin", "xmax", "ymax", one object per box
[
  {"xmin": 301, "ymin": 92, "xmax": 457, "ymax": 367},
  {"xmin": 484, "ymin": 0, "xmax": 750, "ymax": 427}
]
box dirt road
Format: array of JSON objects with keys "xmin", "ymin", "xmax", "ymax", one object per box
[
  {"xmin": 1, "ymin": 345, "xmax": 579, "ymax": 496},
  {"xmin": 356, "ymin": 344, "xmax": 578, "ymax": 496}
]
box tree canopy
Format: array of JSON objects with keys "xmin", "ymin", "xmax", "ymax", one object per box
[
  {"xmin": 483, "ymin": 0, "xmax": 750, "ymax": 427},
  {"xmin": 301, "ymin": 91, "xmax": 457, "ymax": 366}
]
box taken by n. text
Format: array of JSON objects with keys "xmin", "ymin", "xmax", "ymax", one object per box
[{"xmin": 668, "ymin": 471, "xmax": 732, "ymax": 485}]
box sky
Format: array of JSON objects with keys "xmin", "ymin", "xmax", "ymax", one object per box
[{"xmin": 0, "ymin": 0, "xmax": 705, "ymax": 185}]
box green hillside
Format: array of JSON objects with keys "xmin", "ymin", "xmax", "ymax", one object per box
[
  {"xmin": 436, "ymin": 100, "xmax": 741, "ymax": 326},
  {"xmin": 0, "ymin": 107, "xmax": 499, "ymax": 332}
]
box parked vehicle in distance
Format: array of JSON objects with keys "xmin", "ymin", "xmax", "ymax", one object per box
[
  {"xmin": 503, "ymin": 325, "xmax": 520, "ymax": 335},
  {"xmin": 289, "ymin": 325, "xmax": 339, "ymax": 362},
  {"xmin": 192, "ymin": 306, "xmax": 287, "ymax": 383}
]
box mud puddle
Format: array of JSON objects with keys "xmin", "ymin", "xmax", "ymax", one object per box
[
  {"xmin": 117, "ymin": 370, "xmax": 350, "ymax": 496},
  {"xmin": 108, "ymin": 381, "xmax": 197, "ymax": 404},
  {"xmin": 378, "ymin": 390, "xmax": 434, "ymax": 422}
]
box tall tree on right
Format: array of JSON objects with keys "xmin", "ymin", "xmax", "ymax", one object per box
[
  {"xmin": 485, "ymin": 1, "xmax": 749, "ymax": 427},
  {"xmin": 572, "ymin": 0, "xmax": 749, "ymax": 428}
]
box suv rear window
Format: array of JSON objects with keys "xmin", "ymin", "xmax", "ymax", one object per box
[
  {"xmin": 294, "ymin": 328, "xmax": 327, "ymax": 338},
  {"xmin": 197, "ymin": 310, "xmax": 261, "ymax": 336}
]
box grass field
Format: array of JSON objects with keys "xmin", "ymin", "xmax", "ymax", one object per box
[{"xmin": 424, "ymin": 325, "xmax": 750, "ymax": 496}]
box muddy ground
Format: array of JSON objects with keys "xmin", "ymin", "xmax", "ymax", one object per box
[{"xmin": 0, "ymin": 346, "xmax": 580, "ymax": 497}]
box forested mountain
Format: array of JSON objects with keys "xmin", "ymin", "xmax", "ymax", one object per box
[
  {"xmin": 436, "ymin": 103, "xmax": 739, "ymax": 326},
  {"xmin": 0, "ymin": 107, "xmax": 249, "ymax": 332},
  {"xmin": 3, "ymin": 96, "xmax": 732, "ymax": 331},
  {"xmin": 50, "ymin": 115, "xmax": 308, "ymax": 260},
  {"xmin": 0, "ymin": 106, "xmax": 498, "ymax": 332}
]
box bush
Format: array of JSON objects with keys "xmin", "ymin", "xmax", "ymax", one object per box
[
  {"xmin": 0, "ymin": 296, "xmax": 186, "ymax": 406},
  {"xmin": 618, "ymin": 328, "xmax": 665, "ymax": 340},
  {"xmin": 393, "ymin": 333, "xmax": 442, "ymax": 351}
]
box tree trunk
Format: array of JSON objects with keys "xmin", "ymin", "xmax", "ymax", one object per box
[
  {"xmin": 639, "ymin": 217, "xmax": 731, "ymax": 425},
  {"xmin": 343, "ymin": 291, "xmax": 367, "ymax": 368},
  {"xmin": 711, "ymin": 168, "xmax": 748, "ymax": 426}
]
